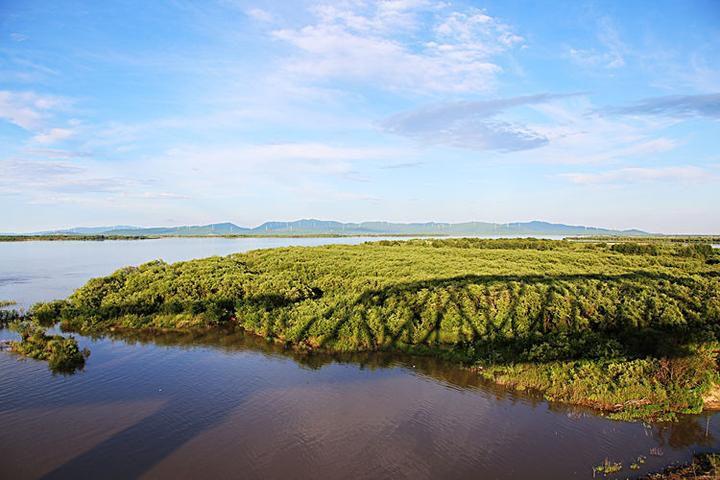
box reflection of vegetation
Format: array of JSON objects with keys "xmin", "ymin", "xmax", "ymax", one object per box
[
  {"xmin": 7, "ymin": 320, "xmax": 89, "ymax": 374},
  {"xmin": 29, "ymin": 238, "xmax": 720, "ymax": 419},
  {"xmin": 653, "ymin": 414, "xmax": 716, "ymax": 449}
]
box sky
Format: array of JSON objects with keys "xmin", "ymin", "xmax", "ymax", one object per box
[{"xmin": 1, "ymin": 0, "xmax": 719, "ymax": 233}]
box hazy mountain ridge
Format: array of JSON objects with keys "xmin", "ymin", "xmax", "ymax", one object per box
[{"xmin": 18, "ymin": 219, "xmax": 649, "ymax": 237}]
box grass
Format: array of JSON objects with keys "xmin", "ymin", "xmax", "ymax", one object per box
[{"xmin": 23, "ymin": 237, "xmax": 720, "ymax": 418}]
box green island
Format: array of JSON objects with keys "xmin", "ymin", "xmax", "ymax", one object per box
[
  {"xmin": 4, "ymin": 320, "xmax": 89, "ymax": 373},
  {"xmin": 16, "ymin": 237, "xmax": 720, "ymax": 419}
]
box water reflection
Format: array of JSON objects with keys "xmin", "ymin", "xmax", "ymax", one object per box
[
  {"xmin": 111, "ymin": 327, "xmax": 718, "ymax": 442},
  {"xmin": 1, "ymin": 327, "xmax": 719, "ymax": 479}
]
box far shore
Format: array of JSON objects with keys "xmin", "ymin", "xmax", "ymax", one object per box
[{"xmin": 2, "ymin": 233, "xmax": 719, "ymax": 243}]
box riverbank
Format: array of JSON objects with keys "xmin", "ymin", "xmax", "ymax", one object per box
[
  {"xmin": 0, "ymin": 233, "xmax": 446, "ymax": 242},
  {"xmin": 24, "ymin": 237, "xmax": 720, "ymax": 420},
  {"xmin": 0, "ymin": 235, "xmax": 149, "ymax": 241},
  {"xmin": 641, "ymin": 452, "xmax": 720, "ymax": 479}
]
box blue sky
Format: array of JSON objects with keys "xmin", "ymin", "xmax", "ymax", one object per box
[{"xmin": 1, "ymin": 0, "xmax": 719, "ymax": 233}]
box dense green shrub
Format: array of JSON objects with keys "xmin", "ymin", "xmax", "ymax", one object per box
[
  {"xmin": 676, "ymin": 243, "xmax": 714, "ymax": 259},
  {"xmin": 9, "ymin": 320, "xmax": 89, "ymax": 373},
  {"xmin": 610, "ymin": 242, "xmax": 658, "ymax": 255},
  {"xmin": 0, "ymin": 300, "xmax": 19, "ymax": 328},
  {"xmin": 32, "ymin": 238, "xmax": 720, "ymax": 418}
]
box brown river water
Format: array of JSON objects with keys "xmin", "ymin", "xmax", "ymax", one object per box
[{"xmin": 1, "ymin": 238, "xmax": 719, "ymax": 479}]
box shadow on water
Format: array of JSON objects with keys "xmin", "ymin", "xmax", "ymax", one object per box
[{"xmin": 41, "ymin": 392, "xmax": 248, "ymax": 479}]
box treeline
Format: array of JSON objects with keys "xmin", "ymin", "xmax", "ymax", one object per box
[
  {"xmin": 567, "ymin": 235, "xmax": 720, "ymax": 244},
  {"xmin": 371, "ymin": 237, "xmax": 561, "ymax": 250},
  {"xmin": 0, "ymin": 235, "xmax": 148, "ymax": 242},
  {"xmin": 28, "ymin": 238, "xmax": 720, "ymax": 418}
]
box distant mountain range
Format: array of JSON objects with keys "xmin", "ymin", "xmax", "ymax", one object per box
[{"xmin": 16, "ymin": 219, "xmax": 649, "ymax": 237}]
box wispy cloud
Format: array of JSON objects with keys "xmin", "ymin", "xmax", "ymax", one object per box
[
  {"xmin": 270, "ymin": 2, "xmax": 523, "ymax": 93},
  {"xmin": 245, "ymin": 7, "xmax": 274, "ymax": 23},
  {"xmin": 382, "ymin": 93, "xmax": 580, "ymax": 151},
  {"xmin": 164, "ymin": 142, "xmax": 402, "ymax": 179},
  {"xmin": 561, "ymin": 165, "xmax": 716, "ymax": 185},
  {"xmin": 0, "ymin": 90, "xmax": 68, "ymax": 130},
  {"xmin": 602, "ymin": 93, "xmax": 720, "ymax": 118},
  {"xmin": 568, "ymin": 16, "xmax": 626, "ymax": 69},
  {"xmin": 32, "ymin": 127, "xmax": 76, "ymax": 144},
  {"xmin": 10, "ymin": 33, "xmax": 28, "ymax": 42},
  {"xmin": 520, "ymin": 96, "xmax": 682, "ymax": 165},
  {"xmin": 0, "ymin": 156, "xmax": 189, "ymax": 205},
  {"xmin": 0, "ymin": 158, "xmax": 124, "ymax": 195},
  {"xmin": 23, "ymin": 148, "xmax": 92, "ymax": 159},
  {"xmin": 380, "ymin": 161, "xmax": 424, "ymax": 169}
]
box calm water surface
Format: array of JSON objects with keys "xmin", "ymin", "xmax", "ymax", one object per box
[{"xmin": 1, "ymin": 238, "xmax": 718, "ymax": 479}]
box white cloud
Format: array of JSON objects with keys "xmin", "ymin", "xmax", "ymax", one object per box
[
  {"xmin": 0, "ymin": 91, "xmax": 67, "ymax": 130},
  {"xmin": 32, "ymin": 127, "xmax": 76, "ymax": 144},
  {"xmin": 246, "ymin": 7, "xmax": 274, "ymax": 23},
  {"xmin": 519, "ymin": 97, "xmax": 681, "ymax": 165},
  {"xmin": 271, "ymin": 2, "xmax": 523, "ymax": 93},
  {"xmin": 561, "ymin": 165, "xmax": 715, "ymax": 185}
]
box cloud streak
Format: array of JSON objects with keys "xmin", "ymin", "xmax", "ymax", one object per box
[
  {"xmin": 603, "ymin": 93, "xmax": 720, "ymax": 118},
  {"xmin": 561, "ymin": 165, "xmax": 716, "ymax": 185},
  {"xmin": 382, "ymin": 93, "xmax": 581, "ymax": 151},
  {"xmin": 568, "ymin": 16, "xmax": 626, "ymax": 69}
]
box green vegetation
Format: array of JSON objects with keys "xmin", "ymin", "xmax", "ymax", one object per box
[
  {"xmin": 7, "ymin": 320, "xmax": 89, "ymax": 373},
  {"xmin": 29, "ymin": 238, "xmax": 720, "ymax": 419},
  {"xmin": 0, "ymin": 235, "xmax": 148, "ymax": 242},
  {"xmin": 0, "ymin": 301, "xmax": 20, "ymax": 328},
  {"xmin": 629, "ymin": 455, "xmax": 647, "ymax": 470},
  {"xmin": 567, "ymin": 235, "xmax": 720, "ymax": 244},
  {"xmin": 0, "ymin": 233, "xmax": 456, "ymax": 242},
  {"xmin": 593, "ymin": 458, "xmax": 623, "ymax": 476}
]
